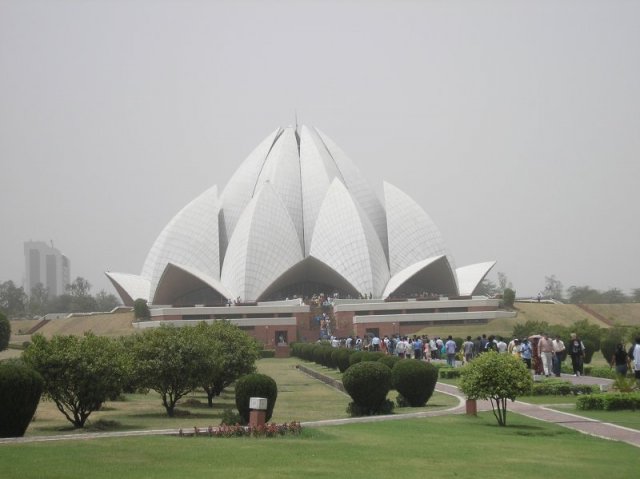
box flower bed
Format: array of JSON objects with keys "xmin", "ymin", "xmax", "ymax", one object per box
[{"xmin": 178, "ymin": 422, "xmax": 302, "ymax": 438}]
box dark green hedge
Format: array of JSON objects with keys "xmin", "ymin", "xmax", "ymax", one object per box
[
  {"xmin": 391, "ymin": 360, "xmax": 438, "ymax": 407},
  {"xmin": 576, "ymin": 392, "xmax": 640, "ymax": 410},
  {"xmin": 235, "ymin": 373, "xmax": 278, "ymax": 424},
  {"xmin": 342, "ymin": 361, "xmax": 392, "ymax": 415},
  {"xmin": 531, "ymin": 379, "xmax": 599, "ymax": 396},
  {"xmin": 0, "ymin": 359, "xmax": 43, "ymax": 437}
]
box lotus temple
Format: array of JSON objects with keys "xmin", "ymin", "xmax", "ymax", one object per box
[{"xmin": 106, "ymin": 125, "xmax": 514, "ymax": 347}]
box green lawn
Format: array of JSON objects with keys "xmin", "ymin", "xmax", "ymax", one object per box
[{"xmin": 2, "ymin": 414, "xmax": 638, "ymax": 479}]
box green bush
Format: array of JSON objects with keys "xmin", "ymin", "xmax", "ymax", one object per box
[
  {"xmin": 391, "ymin": 360, "xmax": 438, "ymax": 407},
  {"xmin": 323, "ymin": 347, "xmax": 337, "ymax": 369},
  {"xmin": 342, "ymin": 361, "xmax": 392, "ymax": 416},
  {"xmin": 530, "ymin": 379, "xmax": 598, "ymax": 396},
  {"xmin": 332, "ymin": 349, "xmax": 352, "ymax": 373},
  {"xmin": 260, "ymin": 350, "xmax": 275, "ymax": 358},
  {"xmin": 348, "ymin": 351, "xmax": 366, "ymax": 366},
  {"xmin": 0, "ymin": 360, "xmax": 43, "ymax": 437},
  {"xmin": 0, "ymin": 313, "xmax": 10, "ymax": 351},
  {"xmin": 235, "ymin": 373, "xmax": 278, "ymax": 424},
  {"xmin": 599, "ymin": 338, "xmax": 617, "ymax": 365},
  {"xmin": 587, "ymin": 366, "xmax": 617, "ymax": 379},
  {"xmin": 364, "ymin": 351, "xmax": 386, "ymax": 362},
  {"xmin": 378, "ymin": 355, "xmax": 401, "ymax": 371},
  {"xmin": 312, "ymin": 345, "xmax": 327, "ymax": 365},
  {"xmin": 438, "ymin": 368, "xmax": 463, "ymax": 379},
  {"xmin": 576, "ymin": 392, "xmax": 640, "ymax": 411},
  {"xmin": 582, "ymin": 339, "xmax": 596, "ymax": 364}
]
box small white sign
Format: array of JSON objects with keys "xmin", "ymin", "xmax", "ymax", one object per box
[{"xmin": 249, "ymin": 397, "xmax": 268, "ymax": 410}]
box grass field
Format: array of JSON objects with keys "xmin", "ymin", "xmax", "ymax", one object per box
[{"xmin": 2, "ymin": 414, "xmax": 638, "ymax": 479}]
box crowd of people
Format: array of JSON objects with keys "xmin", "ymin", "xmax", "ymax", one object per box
[{"xmin": 321, "ymin": 332, "xmax": 640, "ymax": 380}]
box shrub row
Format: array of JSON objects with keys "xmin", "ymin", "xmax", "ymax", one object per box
[
  {"xmin": 530, "ymin": 380, "xmax": 599, "ymax": 396},
  {"xmin": 576, "ymin": 392, "xmax": 640, "ymax": 410}
]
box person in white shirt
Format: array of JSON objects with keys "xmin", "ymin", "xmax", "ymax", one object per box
[
  {"xmin": 552, "ymin": 335, "xmax": 566, "ymax": 377},
  {"xmin": 630, "ymin": 337, "xmax": 640, "ymax": 381}
]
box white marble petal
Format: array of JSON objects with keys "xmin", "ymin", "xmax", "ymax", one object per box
[
  {"xmin": 221, "ymin": 183, "xmax": 304, "ymax": 301},
  {"xmin": 104, "ymin": 272, "xmax": 150, "ymax": 306},
  {"xmin": 153, "ymin": 262, "xmax": 234, "ymax": 305},
  {"xmin": 382, "ymin": 255, "xmax": 458, "ymax": 298},
  {"xmin": 456, "ymin": 261, "xmax": 497, "ymax": 296},
  {"xmin": 309, "ymin": 179, "xmax": 389, "ymax": 297},
  {"xmin": 384, "ymin": 181, "xmax": 451, "ymax": 276},
  {"xmin": 141, "ymin": 185, "xmax": 221, "ymax": 301}
]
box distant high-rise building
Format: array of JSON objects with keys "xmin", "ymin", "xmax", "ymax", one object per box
[{"xmin": 24, "ymin": 241, "xmax": 70, "ymax": 297}]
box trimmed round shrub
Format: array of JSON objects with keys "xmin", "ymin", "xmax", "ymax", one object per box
[
  {"xmin": 378, "ymin": 355, "xmax": 401, "ymax": 371},
  {"xmin": 323, "ymin": 347, "xmax": 336, "ymax": 369},
  {"xmin": 0, "ymin": 359, "xmax": 43, "ymax": 437},
  {"xmin": 312, "ymin": 345, "xmax": 326, "ymax": 365},
  {"xmin": 332, "ymin": 349, "xmax": 352, "ymax": 373},
  {"xmin": 364, "ymin": 351, "xmax": 386, "ymax": 362},
  {"xmin": 599, "ymin": 338, "xmax": 617, "ymax": 365},
  {"xmin": 342, "ymin": 361, "xmax": 392, "ymax": 415},
  {"xmin": 582, "ymin": 339, "xmax": 596, "ymax": 364},
  {"xmin": 348, "ymin": 351, "xmax": 366, "ymax": 366},
  {"xmin": 0, "ymin": 313, "xmax": 10, "ymax": 352},
  {"xmin": 391, "ymin": 360, "xmax": 438, "ymax": 407},
  {"xmin": 235, "ymin": 373, "xmax": 278, "ymax": 424}
]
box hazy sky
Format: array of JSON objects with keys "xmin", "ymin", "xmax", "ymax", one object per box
[{"xmin": 1, "ymin": 0, "xmax": 638, "ymax": 299}]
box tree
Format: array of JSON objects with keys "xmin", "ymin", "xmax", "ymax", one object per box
[
  {"xmin": 600, "ymin": 288, "xmax": 628, "ymax": 304},
  {"xmin": 0, "ymin": 312, "xmax": 10, "ymax": 351},
  {"xmin": 0, "ymin": 280, "xmax": 27, "ymax": 318},
  {"xmin": 131, "ymin": 326, "xmax": 212, "ymax": 417},
  {"xmin": 459, "ymin": 351, "xmax": 533, "ymax": 426},
  {"xmin": 503, "ymin": 288, "xmax": 516, "ymax": 308},
  {"xmin": 94, "ymin": 290, "xmax": 120, "ymax": 312},
  {"xmin": 567, "ymin": 285, "xmax": 602, "ymax": 304},
  {"xmin": 28, "ymin": 283, "xmax": 49, "ymax": 317},
  {"xmin": 192, "ymin": 321, "xmax": 260, "ymax": 407},
  {"xmin": 133, "ymin": 298, "xmax": 151, "ymax": 321},
  {"xmin": 22, "ymin": 333, "xmax": 127, "ymax": 428},
  {"xmin": 66, "ymin": 277, "xmax": 97, "ymax": 313},
  {"xmin": 497, "ymin": 272, "xmax": 512, "ymax": 291},
  {"xmin": 632, "ymin": 288, "xmax": 640, "ymax": 303},
  {"xmin": 543, "ymin": 275, "xmax": 564, "ymax": 301},
  {"xmin": 475, "ymin": 278, "xmax": 498, "ymax": 296}
]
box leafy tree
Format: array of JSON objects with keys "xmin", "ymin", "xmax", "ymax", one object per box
[
  {"xmin": 192, "ymin": 321, "xmax": 260, "ymax": 407},
  {"xmin": 0, "ymin": 312, "xmax": 10, "ymax": 351},
  {"xmin": 46, "ymin": 293, "xmax": 72, "ymax": 314},
  {"xmin": 0, "ymin": 280, "xmax": 27, "ymax": 318},
  {"xmin": 133, "ymin": 298, "xmax": 151, "ymax": 321},
  {"xmin": 503, "ymin": 288, "xmax": 516, "ymax": 308},
  {"xmin": 600, "ymin": 288, "xmax": 628, "ymax": 304},
  {"xmin": 632, "ymin": 288, "xmax": 640, "ymax": 303},
  {"xmin": 567, "ymin": 285, "xmax": 602, "ymax": 304},
  {"xmin": 94, "ymin": 290, "xmax": 120, "ymax": 312},
  {"xmin": 497, "ymin": 272, "xmax": 513, "ymax": 292},
  {"xmin": 28, "ymin": 283, "xmax": 49, "ymax": 317},
  {"xmin": 66, "ymin": 277, "xmax": 97, "ymax": 313},
  {"xmin": 131, "ymin": 326, "xmax": 213, "ymax": 417},
  {"xmin": 475, "ymin": 278, "xmax": 498, "ymax": 296},
  {"xmin": 543, "ymin": 275, "xmax": 564, "ymax": 301},
  {"xmin": 459, "ymin": 351, "xmax": 533, "ymax": 426},
  {"xmin": 22, "ymin": 333, "xmax": 127, "ymax": 428},
  {"xmin": 512, "ymin": 320, "xmax": 550, "ymax": 340}
]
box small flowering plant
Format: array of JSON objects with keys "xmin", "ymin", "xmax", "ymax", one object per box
[{"xmin": 178, "ymin": 421, "xmax": 302, "ymax": 438}]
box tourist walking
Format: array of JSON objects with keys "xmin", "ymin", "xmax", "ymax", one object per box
[
  {"xmin": 462, "ymin": 336, "xmax": 474, "ymax": 364},
  {"xmin": 611, "ymin": 343, "xmax": 630, "ymax": 376},
  {"xmin": 552, "ymin": 334, "xmax": 566, "ymax": 377},
  {"xmin": 568, "ymin": 333, "xmax": 585, "ymax": 376},
  {"xmin": 629, "ymin": 337, "xmax": 640, "ymax": 381},
  {"xmin": 520, "ymin": 338, "xmax": 532, "ymax": 369},
  {"xmin": 538, "ymin": 332, "xmax": 554, "ymax": 377},
  {"xmin": 445, "ymin": 335, "xmax": 457, "ymax": 367}
]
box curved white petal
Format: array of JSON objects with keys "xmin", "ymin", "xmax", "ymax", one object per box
[
  {"xmin": 382, "ymin": 255, "xmax": 458, "ymax": 298},
  {"xmin": 153, "ymin": 262, "xmax": 234, "ymax": 305},
  {"xmin": 310, "ymin": 179, "xmax": 390, "ymax": 297},
  {"xmin": 384, "ymin": 181, "xmax": 452, "ymax": 276},
  {"xmin": 316, "ymin": 127, "xmax": 388, "ymax": 257},
  {"xmin": 255, "ymin": 127, "xmax": 303, "ymax": 247},
  {"xmin": 456, "ymin": 261, "xmax": 497, "ymax": 296},
  {"xmin": 105, "ymin": 272, "xmax": 150, "ymax": 306},
  {"xmin": 221, "ymin": 183, "xmax": 304, "ymax": 301},
  {"xmin": 141, "ymin": 185, "xmax": 221, "ymax": 300},
  {"xmin": 220, "ymin": 127, "xmax": 282, "ymax": 253}
]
